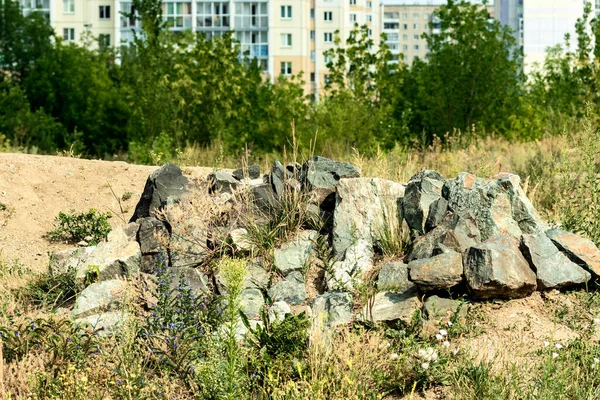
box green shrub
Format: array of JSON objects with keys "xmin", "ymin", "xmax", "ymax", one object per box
[
  {"xmin": 47, "ymin": 209, "xmax": 111, "ymax": 245},
  {"xmin": 22, "ymin": 267, "xmax": 79, "ymax": 310}
]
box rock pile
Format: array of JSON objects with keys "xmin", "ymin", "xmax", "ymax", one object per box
[{"xmin": 51, "ymin": 158, "xmax": 600, "ymax": 334}]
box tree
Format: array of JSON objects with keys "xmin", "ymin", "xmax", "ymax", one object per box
[{"xmin": 411, "ymin": 0, "xmax": 523, "ymax": 142}]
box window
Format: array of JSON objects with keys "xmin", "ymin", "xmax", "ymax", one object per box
[
  {"xmin": 310, "ymin": 72, "xmax": 315, "ymax": 82},
  {"xmin": 402, "ymin": 44, "xmax": 407, "ymax": 50},
  {"xmin": 425, "ymin": 45, "xmax": 430, "ymax": 50},
  {"xmin": 197, "ymin": 2, "xmax": 229, "ymax": 28},
  {"xmin": 63, "ymin": 0, "xmax": 74, "ymax": 13},
  {"xmin": 99, "ymin": 5, "xmax": 111, "ymax": 19},
  {"xmin": 310, "ymin": 30, "xmax": 315, "ymax": 40},
  {"xmin": 349, "ymin": 0, "xmax": 356, "ymax": 4},
  {"xmin": 402, "ymin": 13, "xmax": 407, "ymax": 19},
  {"xmin": 424, "ymin": 13, "xmax": 430, "ymax": 20},
  {"xmin": 324, "ymin": 32, "xmax": 333, "ymax": 42},
  {"xmin": 280, "ymin": 61, "xmax": 292, "ymax": 76},
  {"xmin": 413, "ymin": 23, "xmax": 418, "ymax": 29},
  {"xmin": 349, "ymin": 13, "xmax": 356, "ymax": 22},
  {"xmin": 280, "ymin": 5, "xmax": 291, "ymax": 19},
  {"xmin": 366, "ymin": 14, "xmax": 372, "ymax": 22},
  {"xmin": 311, "ymin": 51, "xmax": 315, "ymax": 62},
  {"xmin": 63, "ymin": 28, "xmax": 74, "ymax": 41},
  {"xmin": 402, "ymin": 24, "xmax": 407, "ymax": 30},
  {"xmin": 414, "ymin": 44, "xmax": 419, "ymax": 50},
  {"xmin": 324, "ymin": 11, "xmax": 332, "ymax": 21},
  {"xmin": 387, "ymin": 32, "xmax": 398, "ymax": 40},
  {"xmin": 384, "ymin": 22, "xmax": 398, "ymax": 29},
  {"xmin": 413, "ymin": 13, "xmax": 418, "ymax": 18},
  {"xmin": 367, "ymin": 28, "xmax": 372, "ymax": 36},
  {"xmin": 324, "ymin": 74, "xmax": 331, "ymax": 84},
  {"xmin": 388, "ymin": 43, "xmax": 398, "ymax": 50},
  {"xmin": 99, "ymin": 33, "xmax": 110, "ymax": 47},
  {"xmin": 402, "ymin": 34, "xmax": 407, "ymax": 40},
  {"xmin": 366, "ymin": 1, "xmax": 371, "ymax": 7},
  {"xmin": 413, "ymin": 34, "xmax": 419, "ymax": 40},
  {"xmin": 162, "ymin": 2, "xmax": 192, "ymax": 29},
  {"xmin": 281, "ymin": 33, "xmax": 292, "ymax": 47},
  {"xmin": 310, "ymin": 8, "xmax": 314, "ymax": 19}
]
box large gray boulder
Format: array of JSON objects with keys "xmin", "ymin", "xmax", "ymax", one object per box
[
  {"xmin": 49, "ymin": 246, "xmax": 96, "ymax": 276},
  {"xmin": 137, "ymin": 217, "xmax": 169, "ymax": 273},
  {"xmin": 75, "ymin": 228, "xmax": 141, "ymax": 283},
  {"xmin": 75, "ymin": 311, "xmax": 127, "ymax": 337},
  {"xmin": 330, "ymin": 178, "xmax": 405, "ymax": 289},
  {"xmin": 377, "ymin": 261, "xmax": 413, "ymax": 292},
  {"xmin": 72, "ymin": 279, "xmax": 128, "ymax": 318},
  {"xmin": 521, "ymin": 233, "xmax": 591, "ymax": 289},
  {"xmin": 130, "ymin": 163, "xmax": 189, "ymax": 223},
  {"xmin": 403, "ymin": 174, "xmax": 444, "ymax": 234},
  {"xmin": 301, "ymin": 156, "xmax": 361, "ymax": 190},
  {"xmin": 547, "ymin": 229, "xmax": 600, "ymax": 278},
  {"xmin": 232, "ymin": 165, "xmax": 261, "ymax": 181},
  {"xmin": 240, "ymin": 288, "xmax": 264, "ymax": 318},
  {"xmin": 408, "ymin": 251, "xmax": 463, "ymax": 291},
  {"xmin": 464, "ymin": 235, "xmax": 536, "ymax": 299},
  {"xmin": 442, "ymin": 172, "xmax": 546, "ymax": 241},
  {"xmin": 169, "ymin": 267, "xmax": 210, "ymax": 296},
  {"xmin": 312, "ymin": 292, "xmax": 353, "ymax": 327},
  {"xmin": 208, "ymin": 170, "xmax": 238, "ymax": 193},
  {"xmin": 169, "ymin": 216, "xmax": 209, "ymax": 268},
  {"xmin": 268, "ymin": 271, "xmax": 307, "ymax": 305},
  {"xmin": 274, "ymin": 230, "xmax": 318, "ymax": 276},
  {"xmin": 357, "ymin": 288, "xmax": 421, "ymax": 325}
]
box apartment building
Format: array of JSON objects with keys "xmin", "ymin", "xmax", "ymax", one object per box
[{"xmin": 381, "ymin": 0, "xmax": 494, "ymax": 65}]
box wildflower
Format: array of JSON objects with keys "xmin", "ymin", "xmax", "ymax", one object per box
[
  {"xmin": 439, "ymin": 329, "xmax": 448, "ymax": 336},
  {"xmin": 552, "ymin": 352, "xmax": 559, "ymax": 358},
  {"xmin": 390, "ymin": 353, "xmax": 399, "ymax": 360},
  {"xmin": 544, "ymin": 341, "xmax": 550, "ymax": 347},
  {"xmin": 435, "ymin": 334, "xmax": 443, "ymax": 341},
  {"xmin": 417, "ymin": 347, "xmax": 438, "ymax": 362},
  {"xmin": 555, "ymin": 343, "xmax": 563, "ymax": 350},
  {"xmin": 452, "ymin": 348, "xmax": 459, "ymax": 356},
  {"xmin": 447, "ymin": 321, "xmax": 453, "ymax": 327},
  {"xmin": 421, "ymin": 362, "xmax": 430, "ymax": 370},
  {"xmin": 442, "ymin": 341, "xmax": 450, "ymax": 348},
  {"xmin": 594, "ymin": 318, "xmax": 600, "ymax": 324}
]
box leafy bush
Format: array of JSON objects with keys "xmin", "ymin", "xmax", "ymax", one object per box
[
  {"xmin": 47, "ymin": 209, "xmax": 111, "ymax": 245},
  {"xmin": 22, "ymin": 267, "xmax": 78, "ymax": 310}
]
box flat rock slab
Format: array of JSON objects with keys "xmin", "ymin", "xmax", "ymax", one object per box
[
  {"xmin": 464, "ymin": 235, "xmax": 536, "ymax": 299},
  {"xmin": 301, "ymin": 156, "xmax": 361, "ymax": 189},
  {"xmin": 312, "ymin": 292, "xmax": 353, "ymax": 327},
  {"xmin": 423, "ymin": 295, "xmax": 467, "ymax": 323},
  {"xmin": 274, "ymin": 230, "xmax": 318, "ymax": 276},
  {"xmin": 547, "ymin": 229, "xmax": 600, "ymax": 278},
  {"xmin": 357, "ymin": 288, "xmax": 421, "ymax": 325},
  {"xmin": 76, "ymin": 311, "xmax": 127, "ymax": 337},
  {"xmin": 408, "ymin": 251, "xmax": 463, "ymax": 290},
  {"xmin": 240, "ymin": 288, "xmax": 264, "ymax": 318},
  {"xmin": 268, "ymin": 271, "xmax": 307, "ymax": 305},
  {"xmin": 521, "ymin": 233, "xmax": 591, "ymax": 289}
]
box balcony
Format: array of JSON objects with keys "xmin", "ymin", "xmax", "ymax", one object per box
[
  {"xmin": 240, "ymin": 44, "xmax": 268, "ymax": 58},
  {"xmin": 196, "ymin": 16, "xmax": 230, "ymax": 28},
  {"xmin": 235, "ymin": 15, "xmax": 268, "ymax": 29}
]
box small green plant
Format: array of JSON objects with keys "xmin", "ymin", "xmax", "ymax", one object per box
[
  {"xmin": 0, "ymin": 257, "xmax": 32, "ymax": 278},
  {"xmin": 121, "ymin": 192, "xmax": 133, "ymax": 201},
  {"xmin": 22, "ymin": 267, "xmax": 79, "ymax": 309},
  {"xmin": 48, "ymin": 209, "xmax": 112, "ymax": 245},
  {"xmin": 83, "ymin": 265, "xmax": 100, "ymax": 286}
]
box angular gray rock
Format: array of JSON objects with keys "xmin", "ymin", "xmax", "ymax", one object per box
[
  {"xmin": 330, "ymin": 178, "xmax": 405, "ymax": 288},
  {"xmin": 240, "ymin": 288, "xmax": 264, "ymax": 318},
  {"xmin": 169, "ymin": 217, "xmax": 209, "ymax": 268},
  {"xmin": 250, "ymin": 183, "xmax": 280, "ymax": 213},
  {"xmin": 72, "ymin": 279, "xmax": 128, "ymax": 318},
  {"xmin": 274, "ymin": 230, "xmax": 318, "ymax": 276},
  {"xmin": 408, "ymin": 251, "xmax": 463, "ymax": 290},
  {"xmin": 75, "ymin": 228, "xmax": 141, "ymax": 283},
  {"xmin": 229, "ymin": 228, "xmax": 253, "ymax": 253},
  {"xmin": 208, "ymin": 170, "xmax": 238, "ymax": 193},
  {"xmin": 137, "ymin": 217, "xmax": 168, "ymax": 254},
  {"xmin": 130, "ymin": 163, "xmax": 189, "ymax": 223},
  {"xmin": 521, "ymin": 233, "xmax": 591, "ymax": 289},
  {"xmin": 49, "ymin": 246, "xmax": 96, "ymax": 276},
  {"xmin": 169, "ymin": 267, "xmax": 209, "ymax": 295},
  {"xmin": 268, "ymin": 271, "xmax": 307, "ymax": 305},
  {"xmin": 75, "ymin": 311, "xmax": 127, "ymax": 336},
  {"xmin": 403, "ymin": 175, "xmax": 444, "ymax": 234},
  {"xmin": 442, "ymin": 172, "xmax": 546, "ymax": 241},
  {"xmin": 270, "ymin": 160, "xmax": 286, "ymax": 198},
  {"xmin": 232, "ymin": 165, "xmax": 261, "ymax": 180},
  {"xmin": 547, "ymin": 229, "xmax": 600, "ymax": 278},
  {"xmin": 357, "ymin": 288, "xmax": 421, "ymax": 324},
  {"xmin": 312, "ymin": 292, "xmax": 353, "ymax": 327},
  {"xmin": 423, "ymin": 295, "xmax": 468, "ymax": 324},
  {"xmin": 409, "ymin": 170, "xmax": 445, "ymax": 182},
  {"xmin": 268, "ymin": 301, "xmax": 292, "ymax": 322},
  {"xmin": 301, "ymin": 156, "xmax": 361, "ymax": 190},
  {"xmin": 406, "ymin": 212, "xmax": 480, "ymax": 262},
  {"xmin": 377, "ymin": 262, "xmax": 413, "ymax": 292},
  {"xmin": 425, "ymin": 197, "xmax": 449, "ymax": 232},
  {"xmin": 464, "ymin": 235, "xmax": 536, "ymax": 299}
]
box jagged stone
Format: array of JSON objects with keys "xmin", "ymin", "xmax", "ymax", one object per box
[
  {"xmin": 547, "ymin": 229, "xmax": 600, "ymax": 278},
  {"xmin": 137, "ymin": 217, "xmax": 168, "ymax": 254},
  {"xmin": 240, "ymin": 288, "xmax": 264, "ymax": 318},
  {"xmin": 357, "ymin": 288, "xmax": 421, "ymax": 324},
  {"xmin": 75, "ymin": 228, "xmax": 141, "ymax": 283},
  {"xmin": 232, "ymin": 165, "xmax": 261, "ymax": 180},
  {"xmin": 49, "ymin": 246, "xmax": 96, "ymax": 276},
  {"xmin": 403, "ymin": 175, "xmax": 444, "ymax": 234},
  {"xmin": 208, "ymin": 170, "xmax": 238, "ymax": 193},
  {"xmin": 425, "ymin": 197, "xmax": 449, "ymax": 232},
  {"xmin": 169, "ymin": 267, "xmax": 210, "ymax": 296},
  {"xmin": 408, "ymin": 251, "xmax": 463, "ymax": 291},
  {"xmin": 330, "ymin": 178, "xmax": 405, "ymax": 288},
  {"xmin": 312, "ymin": 292, "xmax": 353, "ymax": 327},
  {"xmin": 75, "ymin": 311, "xmax": 127, "ymax": 337},
  {"xmin": 464, "ymin": 235, "xmax": 536, "ymax": 299},
  {"xmin": 423, "ymin": 295, "xmax": 468, "ymax": 329},
  {"xmin": 270, "ymin": 160, "xmax": 286, "ymax": 198},
  {"xmin": 377, "ymin": 262, "xmax": 413, "ymax": 292},
  {"xmin": 442, "ymin": 172, "xmax": 546, "ymax": 241},
  {"xmin": 268, "ymin": 301, "xmax": 292, "ymax": 322},
  {"xmin": 230, "ymin": 228, "xmax": 253, "ymax": 253},
  {"xmin": 301, "ymin": 156, "xmax": 361, "ymax": 190},
  {"xmin": 72, "ymin": 279, "xmax": 128, "ymax": 318},
  {"xmin": 250, "ymin": 183, "xmax": 279, "ymax": 213},
  {"xmin": 521, "ymin": 233, "xmax": 591, "ymax": 289},
  {"xmin": 268, "ymin": 271, "xmax": 306, "ymax": 305},
  {"xmin": 274, "ymin": 230, "xmax": 318, "ymax": 276},
  {"xmin": 169, "ymin": 217, "xmax": 209, "ymax": 268},
  {"xmin": 130, "ymin": 163, "xmax": 189, "ymax": 223},
  {"xmin": 406, "ymin": 212, "xmax": 479, "ymax": 262},
  {"xmin": 409, "ymin": 170, "xmax": 445, "ymax": 182}
]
